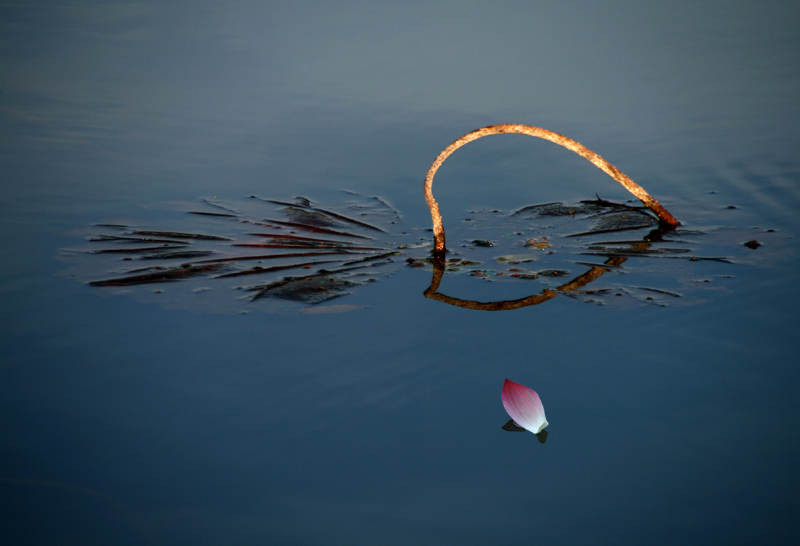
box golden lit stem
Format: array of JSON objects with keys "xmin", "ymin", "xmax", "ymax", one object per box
[{"xmin": 424, "ymin": 124, "xmax": 680, "ymax": 254}]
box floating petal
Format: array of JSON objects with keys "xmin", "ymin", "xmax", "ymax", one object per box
[{"xmin": 501, "ymin": 379, "xmax": 548, "ymax": 434}]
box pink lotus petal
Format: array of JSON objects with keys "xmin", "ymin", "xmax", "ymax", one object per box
[{"xmin": 501, "ymin": 379, "xmax": 548, "ymax": 434}]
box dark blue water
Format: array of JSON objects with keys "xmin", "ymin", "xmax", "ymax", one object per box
[{"xmin": 2, "ymin": 2, "xmax": 799, "ymax": 545}]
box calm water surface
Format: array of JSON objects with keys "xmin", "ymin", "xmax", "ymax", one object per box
[{"xmin": 2, "ymin": 2, "xmax": 799, "ymax": 545}]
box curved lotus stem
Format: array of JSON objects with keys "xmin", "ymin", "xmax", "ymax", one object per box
[
  {"xmin": 423, "ymin": 258, "xmax": 558, "ymax": 310},
  {"xmin": 501, "ymin": 379, "xmax": 548, "ymax": 434},
  {"xmin": 424, "ymin": 124, "xmax": 681, "ymax": 255}
]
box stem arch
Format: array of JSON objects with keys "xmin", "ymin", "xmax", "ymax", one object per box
[{"xmin": 423, "ymin": 124, "xmax": 680, "ymax": 255}]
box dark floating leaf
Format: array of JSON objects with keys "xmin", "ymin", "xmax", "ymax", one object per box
[
  {"xmin": 194, "ymin": 250, "xmax": 362, "ymax": 265},
  {"xmin": 266, "ymin": 198, "xmax": 387, "ymax": 233},
  {"xmin": 283, "ymin": 207, "xmax": 346, "ymax": 228},
  {"xmin": 138, "ymin": 250, "xmax": 215, "ymax": 260},
  {"xmin": 233, "ymin": 243, "xmax": 382, "ymax": 251},
  {"xmin": 512, "ymin": 202, "xmax": 592, "ymax": 217},
  {"xmin": 249, "ymin": 274, "xmax": 358, "ymax": 304},
  {"xmin": 246, "ymin": 232, "xmax": 362, "ymax": 245},
  {"xmin": 91, "ymin": 245, "xmax": 189, "ymax": 254},
  {"xmin": 130, "ymin": 230, "xmax": 231, "ymax": 241},
  {"xmin": 512, "ymin": 198, "xmax": 659, "ymax": 238},
  {"xmin": 259, "ymin": 218, "xmax": 373, "ymax": 239},
  {"xmin": 89, "ymin": 264, "xmax": 225, "ymax": 286},
  {"xmin": 635, "ymin": 286, "xmax": 682, "ymax": 298},
  {"xmin": 88, "ymin": 235, "xmax": 190, "ymax": 245},
  {"xmin": 189, "ymin": 211, "xmax": 239, "ymax": 218},
  {"xmin": 214, "ymin": 260, "xmax": 340, "ymax": 279},
  {"xmin": 340, "ymin": 252, "xmax": 398, "ymax": 266}
]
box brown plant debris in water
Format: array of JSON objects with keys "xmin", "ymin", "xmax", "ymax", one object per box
[
  {"xmin": 63, "ymin": 190, "xmax": 738, "ymax": 311},
  {"xmin": 69, "ymin": 195, "xmax": 406, "ymax": 303},
  {"xmin": 424, "ymin": 124, "xmax": 680, "ymax": 254},
  {"xmin": 64, "ymin": 127, "xmax": 761, "ymax": 312}
]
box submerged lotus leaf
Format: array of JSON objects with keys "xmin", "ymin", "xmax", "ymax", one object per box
[
  {"xmin": 590, "ymin": 209, "xmax": 658, "ymax": 233},
  {"xmin": 250, "ymin": 275, "xmax": 358, "ymax": 304},
  {"xmin": 512, "ymin": 202, "xmax": 600, "ymax": 217},
  {"xmin": 283, "ymin": 207, "xmax": 345, "ymax": 228}
]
